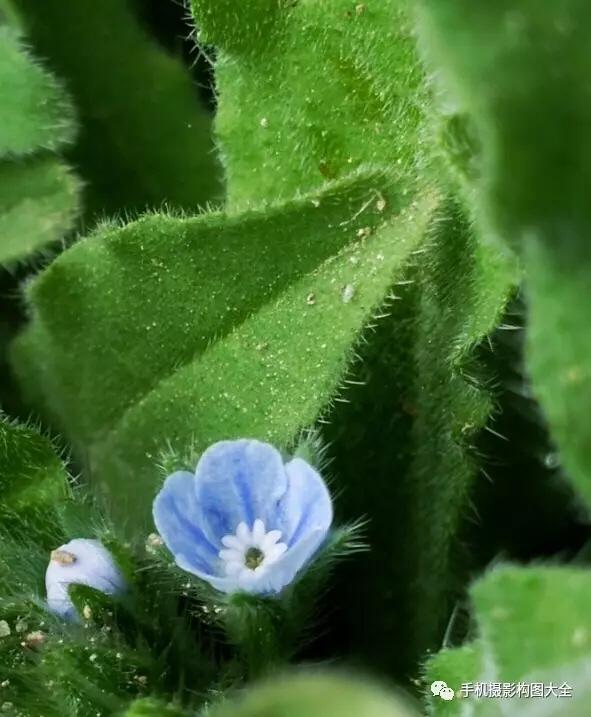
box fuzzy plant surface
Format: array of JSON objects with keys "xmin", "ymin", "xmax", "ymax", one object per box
[
  {"xmin": 9, "ymin": 0, "xmax": 222, "ymax": 219},
  {"xmin": 2, "ymin": 0, "xmax": 591, "ymax": 716},
  {"xmin": 0, "ymin": 9, "xmax": 79, "ymax": 266},
  {"xmin": 190, "ymin": 0, "xmax": 426, "ymax": 209},
  {"xmin": 425, "ymin": 565, "xmax": 591, "ymax": 716},
  {"xmin": 418, "ymin": 0, "xmax": 591, "ymax": 508},
  {"xmin": 12, "ymin": 170, "xmax": 436, "ymax": 521}
]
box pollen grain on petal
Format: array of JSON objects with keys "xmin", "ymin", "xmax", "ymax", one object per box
[{"xmin": 50, "ymin": 549, "xmax": 77, "ymax": 565}]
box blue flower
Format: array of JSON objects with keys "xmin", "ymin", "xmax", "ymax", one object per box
[
  {"xmin": 45, "ymin": 538, "xmax": 126, "ymax": 620},
  {"xmin": 153, "ymin": 439, "xmax": 333, "ymax": 595}
]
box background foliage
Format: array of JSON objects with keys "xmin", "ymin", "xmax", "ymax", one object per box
[{"xmin": 1, "ymin": 1, "xmax": 590, "ymax": 716}]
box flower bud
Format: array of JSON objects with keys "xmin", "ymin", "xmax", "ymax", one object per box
[{"xmin": 45, "ymin": 538, "xmax": 125, "ymax": 620}]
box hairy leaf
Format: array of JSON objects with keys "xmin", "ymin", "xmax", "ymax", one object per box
[
  {"xmin": 0, "ymin": 156, "xmax": 79, "ymax": 265},
  {"xmin": 0, "ymin": 23, "xmax": 74, "ymax": 157},
  {"xmin": 423, "ymin": 644, "xmax": 482, "ymax": 716},
  {"xmin": 191, "ymin": 0, "xmax": 426, "ymax": 209},
  {"xmin": 15, "ymin": 171, "xmax": 398, "ymax": 444},
  {"xmin": 12, "ymin": 0, "xmax": 222, "ymax": 216},
  {"xmin": 0, "ymin": 413, "xmax": 67, "ymax": 513},
  {"xmin": 428, "ymin": 566, "xmax": 591, "ymax": 716},
  {"xmin": 326, "ymin": 202, "xmax": 518, "ymax": 674},
  {"xmin": 417, "ymin": 0, "xmax": 591, "ymax": 508},
  {"xmin": 0, "ymin": 16, "xmax": 79, "ymax": 266},
  {"xmin": 14, "ymin": 171, "xmax": 434, "ymax": 521}
]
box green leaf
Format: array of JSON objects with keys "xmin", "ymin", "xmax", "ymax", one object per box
[
  {"xmin": 526, "ymin": 244, "xmax": 591, "ymax": 507},
  {"xmin": 472, "ymin": 566, "xmax": 591, "ymax": 681},
  {"xmin": 191, "ymin": 0, "xmax": 426, "ymax": 209},
  {"xmin": 15, "ymin": 170, "xmax": 398, "ymax": 445},
  {"xmin": 34, "ymin": 640, "xmax": 150, "ymax": 716},
  {"xmin": 0, "ymin": 16, "xmax": 79, "ymax": 266},
  {"xmin": 416, "ymin": 0, "xmax": 591, "ymax": 508},
  {"xmin": 397, "ymin": 209, "xmax": 517, "ymax": 661},
  {"xmin": 14, "ymin": 170, "xmax": 435, "ymax": 522},
  {"xmin": 91, "ymin": 192, "xmax": 434, "ymax": 520},
  {"xmin": 325, "ymin": 201, "xmax": 518, "ymax": 674},
  {"xmin": 0, "ymin": 414, "xmax": 70, "ymax": 558},
  {"xmin": 0, "ymin": 0, "xmax": 22, "ymax": 29},
  {"xmin": 0, "ymin": 23, "xmax": 75, "ymax": 157},
  {"xmin": 123, "ymin": 699, "xmax": 188, "ymax": 717},
  {"xmin": 0, "ymin": 413, "xmax": 67, "ymax": 515},
  {"xmin": 424, "ymin": 644, "xmax": 482, "ymax": 716},
  {"xmin": 12, "ymin": 0, "xmax": 222, "ymax": 217},
  {"xmin": 427, "ymin": 566, "xmax": 591, "ymax": 716},
  {"xmin": 203, "ymin": 672, "xmax": 420, "ymax": 717},
  {"xmin": 0, "ymin": 156, "xmax": 80, "ymax": 265}
]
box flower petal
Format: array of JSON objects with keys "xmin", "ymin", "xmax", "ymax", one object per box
[
  {"xmin": 236, "ymin": 521, "xmax": 251, "ymax": 544},
  {"xmin": 278, "ymin": 458, "xmax": 333, "ymax": 546},
  {"xmin": 266, "ymin": 542, "xmax": 288, "ymax": 562},
  {"xmin": 224, "ymin": 562, "xmax": 243, "ymax": 576},
  {"xmin": 45, "ymin": 539, "xmax": 125, "ymax": 619},
  {"xmin": 252, "ymin": 518, "xmax": 266, "ymax": 545},
  {"xmin": 221, "ymin": 535, "xmax": 243, "ymax": 549},
  {"xmin": 153, "ymin": 471, "xmax": 219, "ymax": 576},
  {"xmin": 219, "ymin": 548, "xmax": 242, "ymax": 562},
  {"xmin": 260, "ymin": 530, "xmax": 282, "ymax": 552},
  {"xmin": 264, "ymin": 528, "xmax": 327, "ymax": 592},
  {"xmin": 194, "ymin": 440, "xmax": 288, "ymax": 541}
]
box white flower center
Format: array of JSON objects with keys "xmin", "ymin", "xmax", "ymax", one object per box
[{"xmin": 219, "ymin": 519, "xmax": 287, "ymax": 578}]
